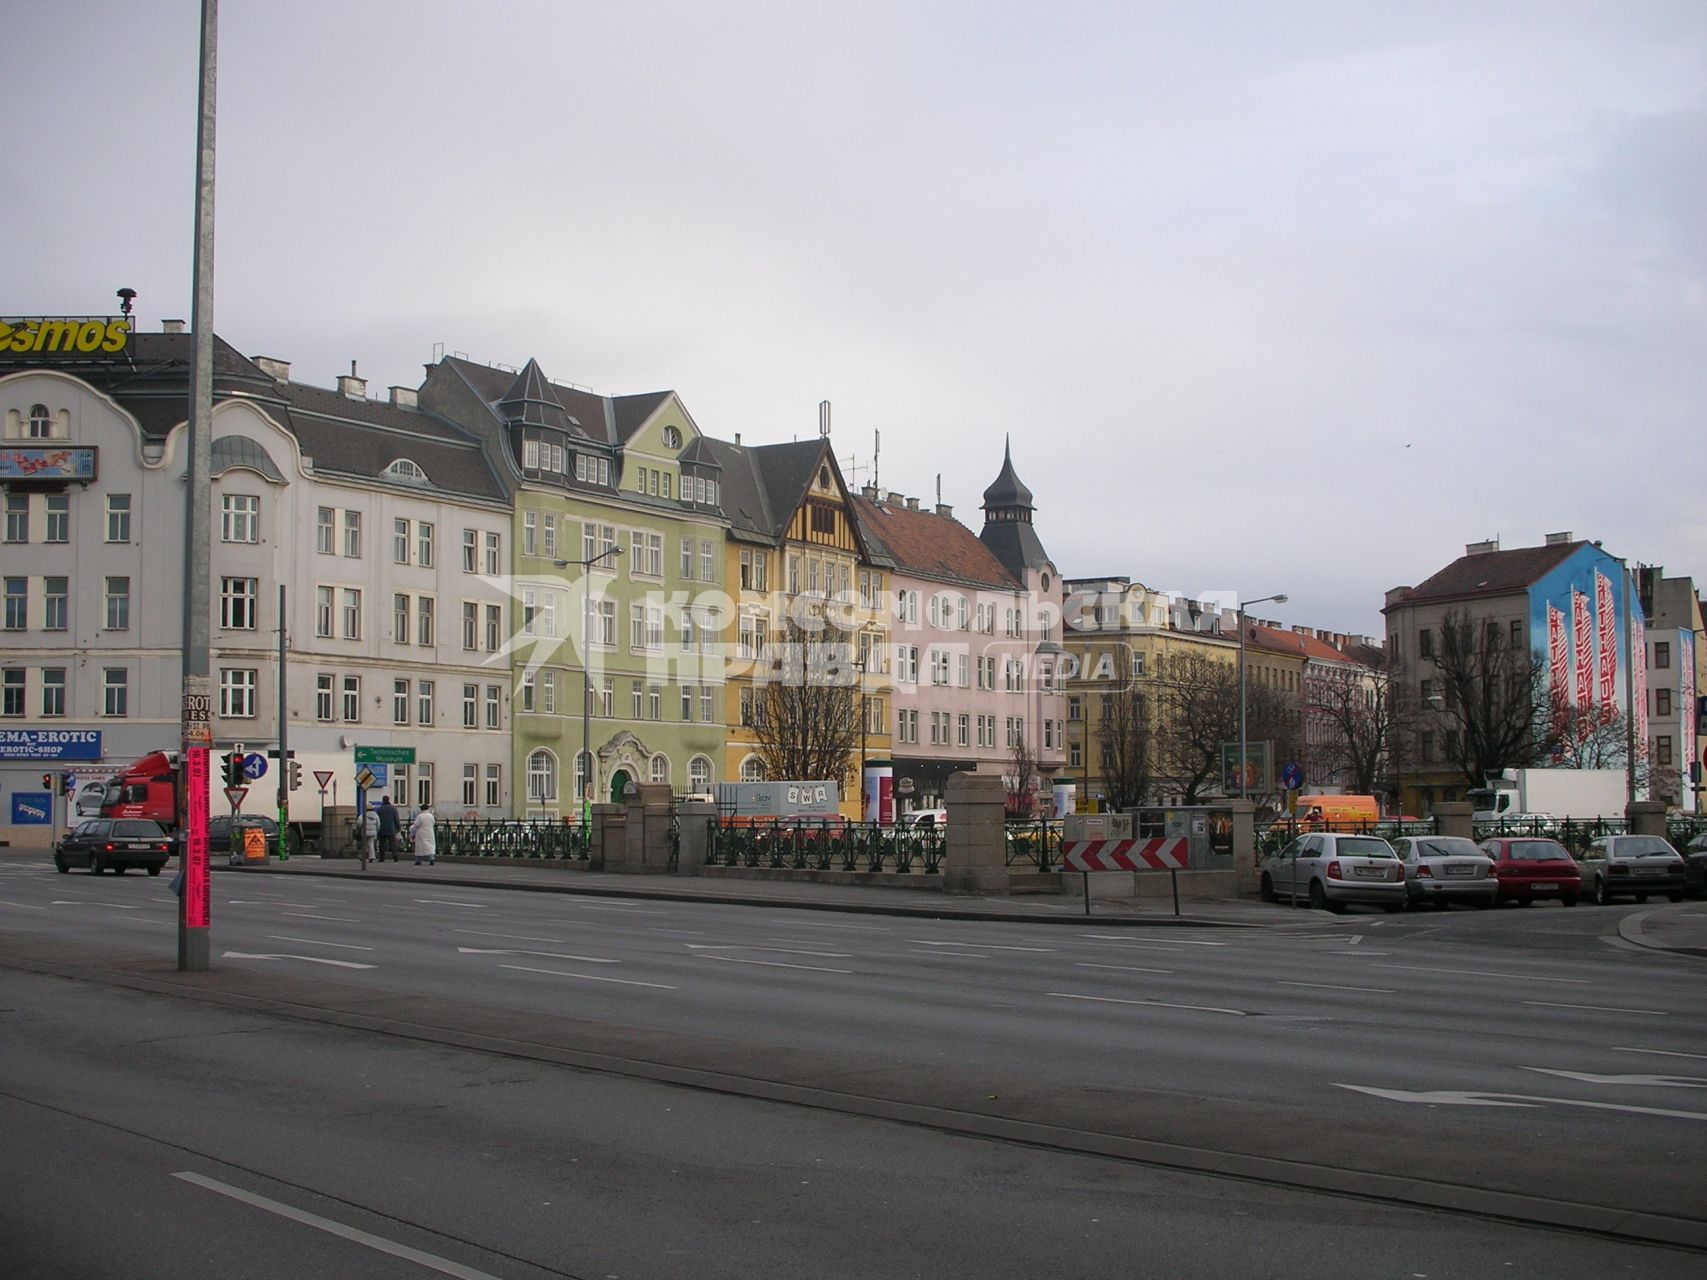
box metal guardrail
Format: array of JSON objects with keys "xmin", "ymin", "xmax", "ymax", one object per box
[
  {"xmin": 1257, "ymin": 817, "xmax": 1437, "ymax": 857},
  {"xmin": 436, "ymin": 818, "xmax": 591, "ymax": 861},
  {"xmin": 1004, "ymin": 819, "xmax": 1061, "ymax": 871},
  {"xmin": 707, "ymin": 820, "xmax": 946, "ymax": 873}
]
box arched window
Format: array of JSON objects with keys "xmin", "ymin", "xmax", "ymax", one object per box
[
  {"xmin": 383, "ymin": 458, "xmax": 428, "ymax": 483},
  {"xmin": 648, "ymin": 754, "xmax": 669, "ymax": 784},
  {"xmin": 689, "ymin": 755, "xmax": 713, "ymax": 793},
  {"xmin": 573, "ymin": 750, "xmax": 591, "ymax": 799},
  {"xmin": 28, "ymin": 405, "xmax": 52, "ymax": 438},
  {"xmin": 662, "ymin": 425, "xmax": 682, "ymax": 450},
  {"xmin": 527, "ymin": 750, "xmax": 558, "ymax": 802},
  {"xmin": 740, "ymin": 756, "xmax": 766, "ymax": 782}
]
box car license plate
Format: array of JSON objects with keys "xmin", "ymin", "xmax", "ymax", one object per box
[
  {"xmin": 1354, "ymin": 866, "xmax": 1385, "ymax": 879},
  {"xmin": 1532, "ymin": 882, "xmax": 1557, "ymax": 890},
  {"xmin": 1635, "ymin": 867, "xmax": 1661, "ymax": 876},
  {"xmin": 126, "ymin": 843, "xmax": 151, "ymax": 851},
  {"xmin": 1446, "ymin": 865, "xmax": 1474, "ymax": 877}
]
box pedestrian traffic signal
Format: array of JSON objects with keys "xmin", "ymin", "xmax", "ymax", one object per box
[
  {"xmin": 223, "ymin": 752, "xmax": 245, "ymax": 788},
  {"xmin": 288, "ymin": 759, "xmax": 302, "ymax": 791},
  {"xmin": 42, "ymin": 773, "xmax": 52, "ymax": 790}
]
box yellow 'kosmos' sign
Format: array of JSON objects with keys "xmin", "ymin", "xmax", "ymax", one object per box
[{"xmin": 0, "ymin": 317, "xmax": 132, "ymax": 357}]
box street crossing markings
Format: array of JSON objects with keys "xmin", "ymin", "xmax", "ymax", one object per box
[
  {"xmin": 1277, "ymin": 981, "xmax": 1397, "ymax": 994},
  {"xmin": 500, "ymin": 964, "xmax": 675, "ymax": 989},
  {"xmin": 1334, "ymin": 1083, "xmax": 1707, "ymax": 1121},
  {"xmin": 221, "ymin": 950, "xmax": 376, "ymax": 970},
  {"xmin": 1522, "ymin": 1067, "xmax": 1707, "ymax": 1088},
  {"xmin": 1048, "ymin": 992, "xmax": 1247, "ymax": 1016},
  {"xmin": 1524, "ymin": 1000, "xmax": 1668, "ymax": 1016},
  {"xmin": 174, "ymin": 1172, "xmax": 507, "ymax": 1280}
]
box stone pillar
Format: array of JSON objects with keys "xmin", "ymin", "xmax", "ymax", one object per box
[
  {"xmin": 591, "ymin": 803, "xmax": 625, "ymax": 871},
  {"xmin": 636, "ymin": 782, "xmax": 674, "ymax": 872},
  {"xmin": 675, "ymin": 798, "xmax": 714, "ymax": 875},
  {"xmin": 943, "ymin": 771, "xmax": 1008, "ymax": 895},
  {"xmin": 1626, "ymin": 800, "xmax": 1668, "ymax": 838},
  {"xmin": 1227, "ymin": 801, "xmax": 1259, "ymax": 894},
  {"xmin": 1434, "ymin": 801, "xmax": 1472, "ymax": 840}
]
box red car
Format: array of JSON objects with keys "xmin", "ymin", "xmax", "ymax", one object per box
[{"xmin": 1480, "ymin": 837, "xmax": 1582, "ymax": 906}]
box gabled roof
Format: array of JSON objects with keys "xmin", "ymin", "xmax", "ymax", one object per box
[
  {"xmin": 1246, "ymin": 624, "xmax": 1361, "ymax": 664},
  {"xmin": 751, "ymin": 439, "xmax": 831, "ymax": 528},
  {"xmin": 849, "ymin": 494, "xmax": 1017, "ymax": 590},
  {"xmin": 496, "ymin": 358, "xmax": 584, "ymax": 437},
  {"xmin": 695, "ymin": 437, "xmax": 774, "ymax": 543},
  {"xmin": 1386, "ymin": 541, "xmax": 1587, "ymax": 611},
  {"xmin": 612, "ymin": 391, "xmax": 673, "ymax": 442}
]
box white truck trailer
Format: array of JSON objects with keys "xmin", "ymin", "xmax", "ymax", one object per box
[{"xmin": 1467, "ymin": 768, "xmax": 1627, "ymax": 822}]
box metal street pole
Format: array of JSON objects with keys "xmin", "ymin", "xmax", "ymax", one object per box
[
  {"xmin": 276, "ymin": 583, "xmax": 289, "ymax": 859},
  {"xmin": 178, "ymin": 0, "xmax": 218, "ymax": 972},
  {"xmin": 557, "ymin": 547, "xmax": 623, "ymax": 826},
  {"xmin": 1236, "ymin": 593, "xmax": 1288, "ymax": 802}
]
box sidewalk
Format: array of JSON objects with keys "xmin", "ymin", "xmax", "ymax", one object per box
[{"xmin": 1620, "ymin": 899, "xmax": 1707, "ymax": 958}]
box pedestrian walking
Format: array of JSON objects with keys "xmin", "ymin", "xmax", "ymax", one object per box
[
  {"xmin": 376, "ymin": 795, "xmax": 400, "ymax": 862},
  {"xmin": 359, "ymin": 805, "xmax": 379, "ymax": 869},
  {"xmin": 410, "ymin": 801, "xmax": 437, "ymax": 866}
]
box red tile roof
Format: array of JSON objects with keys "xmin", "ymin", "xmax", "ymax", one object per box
[{"xmin": 849, "ymin": 495, "xmax": 1018, "ymax": 590}]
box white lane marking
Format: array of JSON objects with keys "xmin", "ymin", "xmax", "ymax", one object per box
[
  {"xmin": 764, "ymin": 920, "xmax": 891, "ymax": 932},
  {"xmin": 906, "ymin": 939, "xmax": 1055, "ymax": 952},
  {"xmin": 1616, "ymin": 1046, "xmax": 1707, "ymax": 1062},
  {"xmin": 1344, "ymin": 935, "xmax": 1364, "ymax": 945},
  {"xmin": 1522, "ymin": 1067, "xmax": 1707, "ymax": 1088},
  {"xmin": 282, "ymin": 912, "xmax": 359, "ymax": 922},
  {"xmin": 1076, "ymin": 962, "xmax": 1175, "ymax": 975},
  {"xmin": 686, "ymin": 944, "xmax": 852, "ymax": 958},
  {"xmin": 1327, "ymin": 951, "xmax": 1390, "ymax": 956},
  {"xmin": 698, "ymin": 954, "xmax": 853, "ymax": 974},
  {"xmin": 221, "ymin": 951, "xmax": 376, "ymax": 970},
  {"xmin": 411, "ymin": 898, "xmax": 487, "ymax": 909},
  {"xmin": 173, "ymin": 1171, "xmax": 506, "ymax": 1280},
  {"xmin": 569, "ymin": 903, "xmax": 667, "ymax": 914},
  {"xmin": 1079, "ymin": 934, "xmax": 1229, "ymax": 946},
  {"xmin": 500, "ymin": 964, "xmax": 675, "ymax": 989},
  {"xmin": 51, "ymin": 900, "xmax": 141, "ymax": 909},
  {"xmin": 1524, "ymin": 1001, "xmax": 1668, "ymax": 1016},
  {"xmin": 1374, "ymin": 964, "xmax": 1591, "ymax": 984},
  {"xmin": 1048, "ymin": 992, "xmax": 1246, "ymax": 1016},
  {"xmin": 1334, "ymin": 1083, "xmax": 1707, "ymax": 1121},
  {"xmin": 457, "ymin": 946, "xmax": 617, "ymax": 964},
  {"xmin": 266, "ymin": 935, "xmax": 374, "ymax": 952},
  {"xmin": 1277, "ymin": 981, "xmax": 1396, "ymax": 994},
  {"xmin": 0, "ymin": 899, "xmax": 47, "ymax": 910},
  {"xmin": 228, "ymin": 900, "xmax": 332, "ymax": 909},
  {"xmin": 912, "ymin": 950, "xmax": 993, "ymax": 959},
  {"xmin": 455, "ymin": 928, "xmax": 564, "ymax": 944}
]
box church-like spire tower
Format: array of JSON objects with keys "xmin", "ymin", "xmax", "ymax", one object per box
[{"xmin": 979, "ymin": 437, "xmax": 1052, "ymax": 578}]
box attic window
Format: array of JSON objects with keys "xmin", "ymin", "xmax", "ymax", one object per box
[
  {"xmin": 819, "ymin": 465, "xmax": 831, "ymax": 489},
  {"xmin": 384, "ymin": 459, "xmax": 428, "ymax": 483},
  {"xmin": 662, "ymin": 426, "xmax": 682, "ymax": 450}
]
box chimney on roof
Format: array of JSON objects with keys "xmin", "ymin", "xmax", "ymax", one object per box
[
  {"xmin": 862, "ymin": 484, "xmax": 879, "ymax": 499},
  {"xmin": 734, "ymin": 432, "xmax": 742, "ymax": 445},
  {"xmin": 252, "ymin": 355, "xmax": 290, "ymax": 382},
  {"xmin": 389, "ymin": 386, "xmax": 418, "ymax": 410},
  {"xmin": 885, "ymin": 491, "xmax": 903, "ymax": 506},
  {"xmin": 906, "ymin": 497, "xmax": 920, "ymax": 511},
  {"xmin": 1544, "ymin": 531, "xmax": 1573, "ymax": 546},
  {"xmin": 1466, "ymin": 538, "xmax": 1500, "ymax": 556},
  {"xmin": 162, "ymin": 319, "xmax": 186, "ymax": 334},
  {"xmin": 337, "ymin": 361, "xmax": 366, "ymax": 400},
  {"xmin": 935, "ymin": 502, "xmax": 953, "ymax": 519}
]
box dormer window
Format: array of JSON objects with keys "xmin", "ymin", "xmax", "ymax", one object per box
[
  {"xmin": 662, "ymin": 426, "xmax": 682, "ymax": 450},
  {"xmin": 384, "ymin": 459, "xmax": 428, "ymax": 483}
]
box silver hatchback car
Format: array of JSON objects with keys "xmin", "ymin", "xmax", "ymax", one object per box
[
  {"xmin": 1259, "ymin": 832, "xmax": 1406, "ymax": 913},
  {"xmin": 1391, "ymin": 836, "xmax": 1498, "ymax": 909}
]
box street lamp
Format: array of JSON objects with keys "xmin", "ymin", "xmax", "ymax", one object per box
[
  {"xmin": 555, "ymin": 545, "xmax": 624, "ymax": 824},
  {"xmin": 1236, "ymin": 593, "xmax": 1288, "ymax": 801}
]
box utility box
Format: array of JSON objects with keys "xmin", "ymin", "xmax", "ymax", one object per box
[{"xmin": 1064, "ymin": 812, "xmax": 1133, "ymax": 842}]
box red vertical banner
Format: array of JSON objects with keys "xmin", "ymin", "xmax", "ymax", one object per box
[
  {"xmin": 1632, "ymin": 612, "xmax": 1649, "ymax": 774},
  {"xmin": 183, "ymin": 746, "xmax": 211, "ymax": 930},
  {"xmin": 1595, "ymin": 572, "xmax": 1617, "ymax": 708},
  {"xmin": 1547, "ymin": 604, "xmax": 1569, "ymax": 694},
  {"xmin": 1572, "ymin": 590, "xmax": 1594, "ymax": 709}
]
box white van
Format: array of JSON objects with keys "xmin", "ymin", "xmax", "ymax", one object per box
[{"xmin": 900, "ymin": 808, "xmax": 947, "ymax": 829}]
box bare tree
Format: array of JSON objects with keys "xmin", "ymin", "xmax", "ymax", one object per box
[
  {"xmin": 1305, "ymin": 657, "xmax": 1403, "ymax": 797},
  {"xmin": 750, "ymin": 619, "xmax": 859, "ymax": 788},
  {"xmin": 1095, "ymin": 678, "xmax": 1153, "ymax": 811},
  {"xmin": 1007, "ymin": 733, "xmax": 1040, "ymax": 819},
  {"xmin": 1431, "ymin": 610, "xmax": 1549, "ymax": 787},
  {"xmin": 1154, "ymin": 651, "xmax": 1296, "ymax": 804},
  {"xmin": 1544, "ymin": 698, "xmax": 1630, "ymax": 770}
]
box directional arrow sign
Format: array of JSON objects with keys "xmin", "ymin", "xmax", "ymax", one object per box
[
  {"xmin": 222, "ymin": 951, "xmax": 376, "ymax": 970},
  {"xmin": 224, "ymin": 786, "xmax": 249, "ymax": 810},
  {"xmin": 456, "ymin": 947, "xmax": 618, "ymax": 964}
]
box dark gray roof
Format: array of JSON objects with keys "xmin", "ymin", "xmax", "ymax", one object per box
[
  {"xmin": 982, "ymin": 437, "xmax": 1034, "ymax": 511},
  {"xmin": 980, "ymin": 520, "xmax": 1054, "ymax": 576},
  {"xmin": 696, "ymin": 437, "xmax": 775, "ymax": 542},
  {"xmin": 212, "ymin": 434, "xmax": 287, "ymax": 484},
  {"xmin": 497, "ymin": 359, "xmax": 586, "ymax": 437},
  {"xmin": 612, "ymin": 391, "xmax": 672, "ymax": 441},
  {"xmin": 751, "ymin": 440, "xmax": 831, "ymax": 532}
]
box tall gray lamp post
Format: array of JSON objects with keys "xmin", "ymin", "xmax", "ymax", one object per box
[
  {"xmin": 556, "ymin": 546, "xmax": 624, "ymax": 823},
  {"xmin": 1237, "ymin": 593, "xmax": 1289, "ymax": 800}
]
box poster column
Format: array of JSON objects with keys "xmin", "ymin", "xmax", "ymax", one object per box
[
  {"xmin": 863, "ymin": 760, "xmax": 893, "ymax": 825},
  {"xmin": 1052, "ymin": 783, "xmax": 1075, "ymax": 818}
]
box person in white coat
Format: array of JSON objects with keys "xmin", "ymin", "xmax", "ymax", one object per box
[{"xmin": 410, "ymin": 802, "xmax": 437, "ymax": 866}]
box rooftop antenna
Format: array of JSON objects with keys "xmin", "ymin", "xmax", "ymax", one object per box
[
  {"xmin": 819, "ymin": 399, "xmax": 831, "ymax": 437},
  {"xmin": 873, "ymin": 429, "xmax": 881, "ymax": 488},
  {"xmin": 936, "ymin": 473, "xmax": 942, "ymax": 506}
]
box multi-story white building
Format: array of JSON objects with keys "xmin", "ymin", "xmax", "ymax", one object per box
[{"xmin": 1, "ymin": 324, "xmax": 517, "ymax": 845}]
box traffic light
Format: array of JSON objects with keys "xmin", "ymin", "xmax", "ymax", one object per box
[
  {"xmin": 42, "ymin": 773, "xmax": 52, "ymax": 790},
  {"xmin": 223, "ymin": 752, "xmax": 245, "ymax": 788},
  {"xmin": 288, "ymin": 759, "xmax": 302, "ymax": 791}
]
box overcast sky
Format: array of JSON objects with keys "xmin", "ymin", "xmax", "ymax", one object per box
[{"xmin": 8, "ymin": 1, "xmax": 1705, "ymax": 635}]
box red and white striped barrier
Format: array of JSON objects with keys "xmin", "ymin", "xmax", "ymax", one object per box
[{"xmin": 1061, "ymin": 837, "xmax": 1188, "ymax": 872}]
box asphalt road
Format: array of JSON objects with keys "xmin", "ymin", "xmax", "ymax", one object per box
[{"xmin": 3, "ymin": 856, "xmax": 1704, "ymax": 1262}]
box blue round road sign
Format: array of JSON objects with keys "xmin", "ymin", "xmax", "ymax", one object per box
[
  {"xmin": 1280, "ymin": 761, "xmax": 1303, "ymax": 790},
  {"xmin": 242, "ymin": 752, "xmax": 268, "ymax": 781}
]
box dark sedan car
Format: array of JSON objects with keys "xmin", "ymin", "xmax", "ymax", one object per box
[
  {"xmin": 54, "ymin": 818, "xmax": 173, "ymax": 876},
  {"xmin": 1479, "ymin": 837, "xmax": 1582, "ymax": 906},
  {"xmin": 1684, "ymin": 834, "xmax": 1707, "ymax": 899}
]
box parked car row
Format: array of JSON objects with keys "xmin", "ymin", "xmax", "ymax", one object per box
[{"xmin": 1259, "ymin": 831, "xmax": 1700, "ymax": 912}]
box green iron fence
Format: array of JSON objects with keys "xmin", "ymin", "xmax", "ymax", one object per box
[
  {"xmin": 436, "ymin": 818, "xmax": 591, "ymax": 862},
  {"xmin": 1004, "ymin": 818, "xmax": 1061, "ymax": 871},
  {"xmin": 707, "ymin": 820, "xmax": 946, "ymax": 873},
  {"xmin": 1257, "ymin": 817, "xmax": 1437, "ymax": 858}
]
